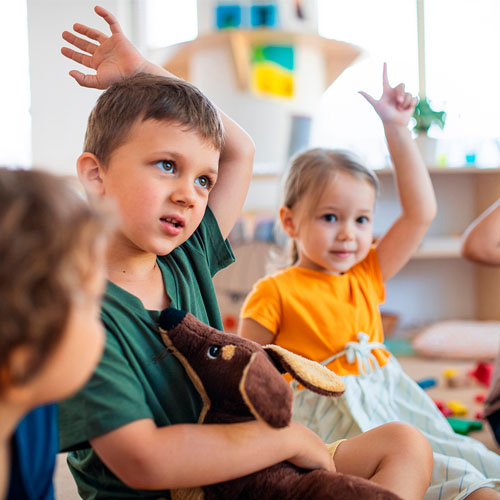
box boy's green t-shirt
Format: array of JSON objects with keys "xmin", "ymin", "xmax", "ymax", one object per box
[{"xmin": 58, "ymin": 208, "xmax": 234, "ymax": 499}]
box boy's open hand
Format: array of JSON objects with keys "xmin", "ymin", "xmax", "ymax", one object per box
[
  {"xmin": 61, "ymin": 5, "xmax": 150, "ymax": 89},
  {"xmin": 359, "ymin": 63, "xmax": 417, "ymax": 128}
]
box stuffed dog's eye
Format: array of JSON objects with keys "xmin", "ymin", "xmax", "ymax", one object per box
[{"xmin": 207, "ymin": 345, "xmax": 221, "ymax": 359}]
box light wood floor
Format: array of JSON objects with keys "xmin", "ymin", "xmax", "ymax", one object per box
[{"xmin": 398, "ymin": 355, "xmax": 500, "ymax": 453}]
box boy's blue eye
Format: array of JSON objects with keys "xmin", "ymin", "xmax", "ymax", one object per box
[
  {"xmin": 195, "ymin": 176, "xmax": 211, "ymax": 189},
  {"xmin": 322, "ymin": 214, "xmax": 337, "ymax": 222},
  {"xmin": 357, "ymin": 216, "xmax": 369, "ymax": 224},
  {"xmin": 156, "ymin": 160, "xmax": 175, "ymax": 173}
]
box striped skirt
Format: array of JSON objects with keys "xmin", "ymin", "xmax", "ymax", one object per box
[{"xmin": 292, "ymin": 356, "xmax": 500, "ymax": 499}]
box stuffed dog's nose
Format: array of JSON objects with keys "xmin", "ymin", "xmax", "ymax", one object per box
[{"xmin": 159, "ymin": 307, "xmax": 187, "ymax": 331}]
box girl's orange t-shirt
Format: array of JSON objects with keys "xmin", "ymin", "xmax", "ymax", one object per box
[{"xmin": 241, "ymin": 248, "xmax": 391, "ymax": 376}]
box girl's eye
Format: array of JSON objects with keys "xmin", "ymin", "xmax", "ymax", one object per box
[
  {"xmin": 322, "ymin": 214, "xmax": 337, "ymax": 223},
  {"xmin": 155, "ymin": 160, "xmax": 175, "ymax": 173},
  {"xmin": 357, "ymin": 216, "xmax": 369, "ymax": 224},
  {"xmin": 195, "ymin": 176, "xmax": 212, "ymax": 190},
  {"xmin": 207, "ymin": 345, "xmax": 221, "ymax": 359}
]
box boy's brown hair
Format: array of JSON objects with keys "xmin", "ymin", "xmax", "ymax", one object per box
[
  {"xmin": 84, "ymin": 73, "xmax": 225, "ymax": 166},
  {"xmin": 0, "ymin": 168, "xmax": 111, "ymax": 388}
]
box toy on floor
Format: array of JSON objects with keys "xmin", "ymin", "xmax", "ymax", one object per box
[
  {"xmin": 433, "ymin": 399, "xmax": 453, "ymax": 417},
  {"xmin": 468, "ymin": 362, "xmax": 493, "ymax": 387},
  {"xmin": 442, "ymin": 367, "xmax": 467, "ymax": 388},
  {"xmin": 417, "ymin": 377, "xmax": 437, "ymax": 390},
  {"xmin": 158, "ymin": 308, "xmax": 402, "ymax": 500},
  {"xmin": 447, "ymin": 399, "xmax": 468, "ymax": 417},
  {"xmin": 475, "ymin": 393, "xmax": 486, "ymax": 404},
  {"xmin": 447, "ymin": 417, "xmax": 483, "ymax": 436}
]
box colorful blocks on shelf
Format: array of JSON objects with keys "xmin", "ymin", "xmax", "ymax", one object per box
[
  {"xmin": 216, "ymin": 5, "xmax": 242, "ymax": 29},
  {"xmin": 250, "ymin": 4, "xmax": 277, "ymax": 27}
]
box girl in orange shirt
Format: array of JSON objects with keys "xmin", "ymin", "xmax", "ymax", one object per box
[{"xmin": 240, "ymin": 66, "xmax": 500, "ymax": 500}]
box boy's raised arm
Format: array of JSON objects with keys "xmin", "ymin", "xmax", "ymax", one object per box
[
  {"xmin": 360, "ymin": 64, "xmax": 437, "ymax": 281},
  {"xmin": 62, "ymin": 5, "xmax": 254, "ymax": 239},
  {"xmin": 90, "ymin": 418, "xmax": 334, "ymax": 490}
]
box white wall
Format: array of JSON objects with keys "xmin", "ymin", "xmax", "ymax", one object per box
[{"xmin": 27, "ymin": 0, "xmax": 133, "ymax": 176}]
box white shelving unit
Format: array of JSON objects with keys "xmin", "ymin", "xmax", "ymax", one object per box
[{"xmin": 375, "ymin": 166, "xmax": 500, "ymax": 332}]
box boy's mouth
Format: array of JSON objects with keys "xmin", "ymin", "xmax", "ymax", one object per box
[{"xmin": 160, "ymin": 216, "xmax": 184, "ymax": 228}]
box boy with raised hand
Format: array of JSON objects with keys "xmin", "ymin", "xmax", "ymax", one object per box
[{"xmin": 59, "ymin": 6, "xmax": 335, "ymax": 498}]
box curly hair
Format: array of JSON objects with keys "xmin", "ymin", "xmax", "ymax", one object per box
[{"xmin": 0, "ymin": 168, "xmax": 112, "ymax": 388}]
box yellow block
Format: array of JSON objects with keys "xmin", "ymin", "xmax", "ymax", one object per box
[
  {"xmin": 447, "ymin": 399, "xmax": 468, "ymax": 416},
  {"xmin": 251, "ymin": 63, "xmax": 294, "ymax": 98}
]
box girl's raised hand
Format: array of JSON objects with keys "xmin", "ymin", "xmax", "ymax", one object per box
[
  {"xmin": 359, "ymin": 63, "xmax": 417, "ymax": 128},
  {"xmin": 61, "ymin": 5, "xmax": 152, "ymax": 89}
]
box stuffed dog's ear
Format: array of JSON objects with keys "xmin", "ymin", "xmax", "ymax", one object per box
[
  {"xmin": 264, "ymin": 345, "xmax": 345, "ymax": 397},
  {"xmin": 240, "ymin": 352, "xmax": 293, "ymax": 428}
]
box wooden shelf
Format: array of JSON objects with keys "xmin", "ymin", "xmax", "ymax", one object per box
[
  {"xmin": 375, "ymin": 166, "xmax": 500, "ymax": 175},
  {"xmin": 160, "ymin": 30, "xmax": 362, "ymax": 90}
]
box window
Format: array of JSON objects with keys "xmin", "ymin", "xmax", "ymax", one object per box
[
  {"xmin": 0, "ymin": 0, "xmax": 31, "ymax": 167},
  {"xmin": 145, "ymin": 0, "xmax": 198, "ymax": 49},
  {"xmin": 425, "ymin": 0, "xmax": 500, "ymax": 166},
  {"xmin": 314, "ymin": 0, "xmax": 500, "ymax": 168}
]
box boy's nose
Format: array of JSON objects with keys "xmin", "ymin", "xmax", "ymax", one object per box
[{"xmin": 171, "ymin": 181, "xmax": 196, "ymax": 207}]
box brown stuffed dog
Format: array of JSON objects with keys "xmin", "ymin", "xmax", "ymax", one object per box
[{"xmin": 158, "ymin": 308, "xmax": 402, "ymax": 500}]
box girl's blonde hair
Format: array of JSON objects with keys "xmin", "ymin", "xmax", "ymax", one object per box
[{"xmin": 281, "ymin": 148, "xmax": 379, "ymax": 265}]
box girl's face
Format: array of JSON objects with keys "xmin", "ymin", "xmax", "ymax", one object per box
[{"xmin": 283, "ymin": 170, "xmax": 376, "ymax": 274}]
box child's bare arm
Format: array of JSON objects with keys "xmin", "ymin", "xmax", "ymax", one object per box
[
  {"xmin": 461, "ymin": 198, "xmax": 500, "ymax": 265},
  {"xmin": 360, "ymin": 64, "xmax": 437, "ymax": 281},
  {"xmin": 206, "ymin": 116, "xmax": 254, "ymax": 239},
  {"xmin": 238, "ymin": 317, "xmax": 275, "ymax": 345},
  {"xmin": 62, "ymin": 5, "xmax": 254, "ymax": 239},
  {"xmin": 90, "ymin": 418, "xmax": 334, "ymax": 490}
]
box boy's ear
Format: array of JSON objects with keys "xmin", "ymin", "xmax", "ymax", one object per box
[
  {"xmin": 77, "ymin": 153, "xmax": 106, "ymax": 197},
  {"xmin": 279, "ymin": 206, "xmax": 298, "ymax": 238}
]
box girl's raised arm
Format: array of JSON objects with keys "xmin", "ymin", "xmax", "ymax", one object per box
[{"xmin": 360, "ymin": 64, "xmax": 437, "ymax": 281}]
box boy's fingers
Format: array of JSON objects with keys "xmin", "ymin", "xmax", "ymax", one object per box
[
  {"xmin": 69, "ymin": 70, "xmax": 100, "ymax": 89},
  {"xmin": 61, "ymin": 48, "xmax": 93, "ymax": 69},
  {"xmin": 62, "ymin": 31, "xmax": 98, "ymax": 55},
  {"xmin": 95, "ymin": 5, "xmax": 123, "ymax": 35},
  {"xmin": 73, "ymin": 23, "xmax": 108, "ymax": 44}
]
